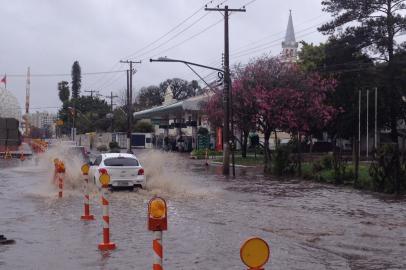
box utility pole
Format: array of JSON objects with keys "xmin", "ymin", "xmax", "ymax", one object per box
[
  {"xmin": 205, "ymin": 4, "xmax": 246, "ymax": 176},
  {"xmin": 375, "ymin": 87, "xmax": 378, "ymax": 150},
  {"xmin": 85, "ymin": 90, "xmax": 99, "ymax": 98},
  {"xmin": 358, "ymin": 90, "xmax": 361, "ymax": 160},
  {"xmin": 105, "ymin": 91, "xmax": 118, "ymax": 132},
  {"xmin": 120, "ymin": 60, "xmax": 141, "ymax": 153},
  {"xmin": 106, "ymin": 91, "xmax": 118, "ymax": 112}
]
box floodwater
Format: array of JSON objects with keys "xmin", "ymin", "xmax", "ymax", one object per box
[{"xmin": 0, "ymin": 149, "xmax": 405, "ymax": 270}]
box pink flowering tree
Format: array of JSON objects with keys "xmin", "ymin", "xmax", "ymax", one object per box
[
  {"xmin": 205, "ymin": 89, "xmax": 224, "ymax": 130},
  {"xmin": 243, "ymin": 56, "xmax": 337, "ymax": 173},
  {"xmin": 232, "ymin": 65, "xmax": 259, "ymax": 157},
  {"xmin": 206, "ymin": 56, "xmax": 337, "ymax": 174}
]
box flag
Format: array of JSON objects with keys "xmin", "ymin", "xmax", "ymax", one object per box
[{"xmin": 0, "ymin": 74, "xmax": 6, "ymax": 88}]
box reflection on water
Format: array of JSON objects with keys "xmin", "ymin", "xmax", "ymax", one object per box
[{"xmin": 0, "ymin": 149, "xmax": 405, "ymax": 270}]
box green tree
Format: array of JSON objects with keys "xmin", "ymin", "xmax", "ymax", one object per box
[
  {"xmin": 298, "ymin": 39, "xmax": 375, "ymax": 140},
  {"xmin": 57, "ymin": 81, "xmax": 70, "ymax": 103},
  {"xmin": 159, "ymin": 78, "xmax": 200, "ymax": 100},
  {"xmin": 319, "ymin": 0, "xmax": 406, "ymax": 142},
  {"xmin": 58, "ymin": 96, "xmax": 110, "ymax": 134},
  {"xmin": 71, "ymin": 61, "xmax": 82, "ymax": 99},
  {"xmin": 133, "ymin": 121, "xmax": 154, "ymax": 133},
  {"xmin": 297, "ymin": 42, "xmax": 326, "ymax": 72},
  {"xmin": 136, "ymin": 85, "xmax": 165, "ymax": 110}
]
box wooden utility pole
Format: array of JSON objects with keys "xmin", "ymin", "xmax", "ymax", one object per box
[
  {"xmin": 120, "ymin": 60, "xmax": 141, "ymax": 153},
  {"xmin": 205, "ymin": 5, "xmax": 246, "ymax": 176},
  {"xmin": 85, "ymin": 90, "xmax": 99, "ymax": 98},
  {"xmin": 105, "ymin": 92, "xmax": 118, "ymax": 132}
]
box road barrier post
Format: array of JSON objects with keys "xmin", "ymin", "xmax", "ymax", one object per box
[
  {"xmin": 3, "ymin": 147, "xmax": 12, "ymax": 160},
  {"xmin": 53, "ymin": 158, "xmax": 59, "ymax": 185},
  {"xmin": 57, "ymin": 161, "xmax": 65, "ymax": 198},
  {"xmin": 98, "ymin": 173, "xmax": 116, "ymax": 251},
  {"xmin": 148, "ymin": 197, "xmax": 167, "ymax": 270},
  {"xmin": 80, "ymin": 164, "xmax": 94, "ymax": 221},
  {"xmin": 240, "ymin": 237, "xmax": 270, "ymax": 270},
  {"xmin": 20, "ymin": 151, "xmax": 25, "ymax": 161}
]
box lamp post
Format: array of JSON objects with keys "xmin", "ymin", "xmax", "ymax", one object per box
[{"xmin": 149, "ymin": 57, "xmax": 236, "ymax": 176}]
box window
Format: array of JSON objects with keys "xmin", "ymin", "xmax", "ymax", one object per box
[{"xmin": 104, "ymin": 157, "xmax": 139, "ymax": 166}]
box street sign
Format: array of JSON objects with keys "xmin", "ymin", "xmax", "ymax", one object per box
[
  {"xmin": 56, "ymin": 119, "xmax": 64, "ymax": 126},
  {"xmin": 197, "ymin": 134, "xmax": 210, "ymax": 150}
]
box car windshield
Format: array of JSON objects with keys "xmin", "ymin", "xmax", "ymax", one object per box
[{"xmin": 104, "ymin": 157, "xmax": 139, "ymax": 166}]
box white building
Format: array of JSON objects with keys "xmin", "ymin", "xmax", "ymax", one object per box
[{"xmin": 29, "ymin": 111, "xmax": 56, "ymax": 129}]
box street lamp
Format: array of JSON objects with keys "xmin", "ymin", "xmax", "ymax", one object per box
[{"xmin": 150, "ymin": 57, "xmax": 235, "ymax": 176}]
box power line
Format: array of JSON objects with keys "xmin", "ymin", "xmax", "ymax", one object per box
[
  {"xmin": 134, "ymin": 13, "xmax": 212, "ymax": 60},
  {"xmin": 85, "ymin": 0, "xmax": 219, "ymax": 91},
  {"xmin": 148, "ymin": 18, "xmax": 224, "ymax": 61},
  {"xmin": 5, "ymin": 69, "xmax": 126, "ymax": 78},
  {"xmin": 126, "ymin": 0, "xmax": 225, "ymax": 60}
]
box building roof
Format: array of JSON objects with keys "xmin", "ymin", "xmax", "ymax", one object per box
[{"xmin": 133, "ymin": 94, "xmax": 211, "ymax": 119}]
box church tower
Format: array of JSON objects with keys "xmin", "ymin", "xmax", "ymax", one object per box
[{"xmin": 281, "ymin": 10, "xmax": 298, "ymax": 62}]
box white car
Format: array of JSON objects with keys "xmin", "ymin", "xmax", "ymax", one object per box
[{"xmin": 89, "ymin": 153, "xmax": 146, "ymax": 189}]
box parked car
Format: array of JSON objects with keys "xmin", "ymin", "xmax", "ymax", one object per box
[{"xmin": 89, "ymin": 153, "xmax": 146, "ymax": 190}]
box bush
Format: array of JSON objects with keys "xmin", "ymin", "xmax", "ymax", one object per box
[
  {"xmin": 312, "ymin": 160, "xmax": 324, "ymax": 173},
  {"xmin": 321, "ymin": 155, "xmax": 333, "ymax": 170},
  {"xmin": 133, "ymin": 121, "xmax": 154, "ymax": 133},
  {"xmin": 97, "ymin": 145, "xmax": 108, "ymax": 152},
  {"xmin": 191, "ymin": 149, "xmax": 222, "ymax": 158},
  {"xmin": 197, "ymin": 127, "xmax": 209, "ymax": 136},
  {"xmin": 272, "ymin": 145, "xmax": 294, "ymax": 176},
  {"xmin": 312, "ymin": 155, "xmax": 333, "ymax": 173},
  {"xmin": 109, "ymin": 141, "xmax": 119, "ymax": 149},
  {"xmin": 369, "ymin": 144, "xmax": 405, "ymax": 194}
]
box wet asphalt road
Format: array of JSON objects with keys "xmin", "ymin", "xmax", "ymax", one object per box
[{"xmin": 0, "ymin": 150, "xmax": 405, "ymax": 270}]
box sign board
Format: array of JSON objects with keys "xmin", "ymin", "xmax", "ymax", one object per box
[
  {"xmin": 240, "ymin": 237, "xmax": 270, "ymax": 269},
  {"xmin": 197, "ymin": 134, "xmax": 210, "ymax": 150},
  {"xmin": 56, "ymin": 119, "xmax": 64, "ymax": 126}
]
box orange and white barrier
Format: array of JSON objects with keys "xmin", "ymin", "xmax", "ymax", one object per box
[
  {"xmin": 153, "ymin": 231, "xmax": 163, "ymax": 270},
  {"xmin": 148, "ymin": 197, "xmax": 167, "ymax": 270},
  {"xmin": 81, "ymin": 164, "xmax": 94, "ymax": 221},
  {"xmin": 58, "ymin": 173, "xmax": 63, "ymax": 198},
  {"xmin": 19, "ymin": 151, "xmax": 25, "ymax": 161},
  {"xmin": 98, "ymin": 173, "xmax": 116, "ymax": 251},
  {"xmin": 55, "ymin": 160, "xmax": 65, "ymax": 198}
]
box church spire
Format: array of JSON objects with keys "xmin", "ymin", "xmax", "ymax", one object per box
[
  {"xmin": 285, "ymin": 10, "xmax": 296, "ymax": 44},
  {"xmin": 281, "ymin": 10, "xmax": 298, "ymax": 62}
]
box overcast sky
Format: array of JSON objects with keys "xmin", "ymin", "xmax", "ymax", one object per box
[{"xmin": 0, "ymin": 0, "xmax": 331, "ymax": 113}]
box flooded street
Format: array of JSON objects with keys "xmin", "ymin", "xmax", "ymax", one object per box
[{"xmin": 0, "ymin": 150, "xmax": 405, "ymax": 270}]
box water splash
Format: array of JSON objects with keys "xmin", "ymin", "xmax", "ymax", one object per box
[{"xmin": 137, "ymin": 150, "xmax": 221, "ymax": 198}]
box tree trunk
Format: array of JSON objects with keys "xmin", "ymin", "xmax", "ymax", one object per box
[
  {"xmin": 264, "ymin": 131, "xmax": 272, "ymax": 174},
  {"xmin": 241, "ymin": 131, "xmax": 248, "ymax": 158},
  {"xmin": 297, "ymin": 132, "xmax": 302, "ymax": 176},
  {"xmin": 309, "ymin": 135, "xmax": 313, "ymax": 153},
  {"xmin": 274, "ymin": 131, "xmax": 278, "ymax": 149}
]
